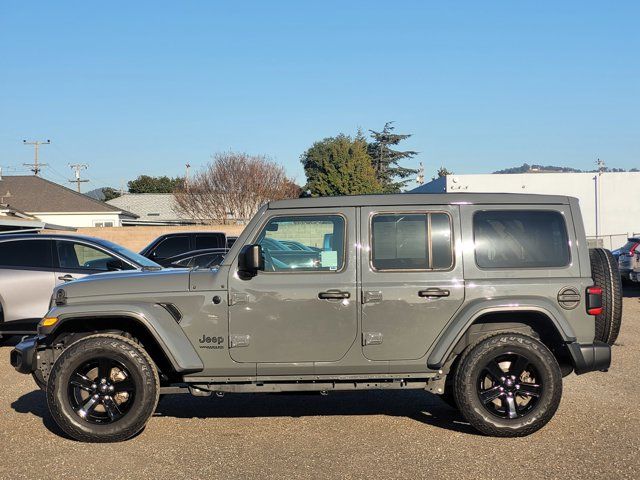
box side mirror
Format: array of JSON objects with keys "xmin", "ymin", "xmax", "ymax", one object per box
[{"xmin": 238, "ymin": 244, "xmax": 264, "ymax": 278}]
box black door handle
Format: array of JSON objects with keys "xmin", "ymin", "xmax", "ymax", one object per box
[
  {"xmin": 58, "ymin": 274, "xmax": 75, "ymax": 282},
  {"xmin": 318, "ymin": 290, "xmax": 351, "ymax": 300},
  {"xmin": 418, "ymin": 288, "xmax": 450, "ymax": 298}
]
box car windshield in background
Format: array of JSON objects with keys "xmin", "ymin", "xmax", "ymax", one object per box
[{"xmin": 96, "ymin": 239, "xmax": 162, "ymax": 269}]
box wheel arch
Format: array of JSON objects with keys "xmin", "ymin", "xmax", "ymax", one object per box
[
  {"xmin": 42, "ymin": 307, "xmax": 203, "ymax": 377},
  {"xmin": 428, "ymin": 302, "xmax": 577, "ymax": 371}
]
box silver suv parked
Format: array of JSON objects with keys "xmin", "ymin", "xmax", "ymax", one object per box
[
  {"xmin": 0, "ymin": 234, "xmax": 160, "ymax": 335},
  {"xmin": 10, "ymin": 194, "xmax": 620, "ymax": 442}
]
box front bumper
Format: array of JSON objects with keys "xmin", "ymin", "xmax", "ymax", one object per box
[
  {"xmin": 567, "ymin": 341, "xmax": 611, "ymax": 375},
  {"xmin": 9, "ymin": 336, "xmax": 39, "ymax": 374}
]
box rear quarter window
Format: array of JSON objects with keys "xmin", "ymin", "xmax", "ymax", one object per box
[
  {"xmin": 473, "ymin": 210, "xmax": 570, "ymax": 269},
  {"xmin": 0, "ymin": 239, "xmax": 52, "ymax": 268}
]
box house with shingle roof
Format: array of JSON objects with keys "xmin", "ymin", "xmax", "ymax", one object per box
[
  {"xmin": 107, "ymin": 193, "xmax": 196, "ymax": 226},
  {"xmin": 0, "ymin": 175, "xmax": 136, "ymax": 228}
]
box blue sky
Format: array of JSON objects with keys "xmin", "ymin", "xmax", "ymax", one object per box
[{"xmin": 1, "ymin": 1, "xmax": 638, "ymax": 191}]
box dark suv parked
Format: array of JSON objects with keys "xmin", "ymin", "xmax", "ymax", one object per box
[{"xmin": 140, "ymin": 231, "xmax": 227, "ymax": 267}]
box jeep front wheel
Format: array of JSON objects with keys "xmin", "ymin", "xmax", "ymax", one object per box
[
  {"xmin": 453, "ymin": 333, "xmax": 562, "ymax": 437},
  {"xmin": 47, "ymin": 334, "xmax": 160, "ymax": 443}
]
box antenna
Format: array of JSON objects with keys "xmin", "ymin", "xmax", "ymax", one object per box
[
  {"xmin": 23, "ymin": 139, "xmax": 51, "ymax": 175},
  {"xmin": 69, "ymin": 163, "xmax": 89, "ymax": 193}
]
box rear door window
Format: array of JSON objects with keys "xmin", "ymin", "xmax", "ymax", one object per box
[
  {"xmin": 370, "ymin": 213, "xmax": 453, "ymax": 271},
  {"xmin": 154, "ymin": 236, "xmax": 189, "ymax": 258},
  {"xmin": 195, "ymin": 234, "xmax": 225, "ymax": 249},
  {"xmin": 473, "ymin": 210, "xmax": 570, "ymax": 269},
  {"xmin": 0, "ymin": 239, "xmax": 52, "ymax": 268}
]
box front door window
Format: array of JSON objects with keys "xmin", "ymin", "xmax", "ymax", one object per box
[{"xmin": 256, "ymin": 215, "xmax": 345, "ymax": 272}]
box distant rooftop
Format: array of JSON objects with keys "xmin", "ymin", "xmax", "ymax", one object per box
[
  {"xmin": 0, "ymin": 175, "xmax": 126, "ymax": 214},
  {"xmin": 107, "ymin": 193, "xmax": 195, "ymax": 225}
]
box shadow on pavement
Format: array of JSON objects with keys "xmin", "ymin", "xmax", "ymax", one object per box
[
  {"xmin": 0, "ymin": 335, "xmax": 22, "ymax": 348},
  {"xmin": 10, "ymin": 388, "xmax": 479, "ymax": 438},
  {"xmin": 622, "ymin": 283, "xmax": 640, "ymax": 298},
  {"xmin": 154, "ymin": 389, "xmax": 479, "ymax": 435},
  {"xmin": 10, "ymin": 389, "xmax": 72, "ymax": 439}
]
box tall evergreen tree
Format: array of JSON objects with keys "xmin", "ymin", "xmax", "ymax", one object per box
[
  {"xmin": 368, "ymin": 122, "xmax": 418, "ymax": 192},
  {"xmin": 301, "ymin": 133, "xmax": 382, "ymax": 196}
]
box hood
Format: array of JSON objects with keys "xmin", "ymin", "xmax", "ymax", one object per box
[{"xmin": 59, "ymin": 268, "xmax": 192, "ymax": 299}]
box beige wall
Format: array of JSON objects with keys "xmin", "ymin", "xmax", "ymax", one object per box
[{"xmin": 46, "ymin": 225, "xmax": 246, "ymax": 251}]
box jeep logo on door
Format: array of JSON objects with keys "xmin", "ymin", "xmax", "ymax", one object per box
[{"xmin": 198, "ymin": 334, "xmax": 225, "ymax": 349}]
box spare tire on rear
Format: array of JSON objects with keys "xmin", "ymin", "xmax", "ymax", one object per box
[{"xmin": 589, "ymin": 248, "xmax": 622, "ymax": 345}]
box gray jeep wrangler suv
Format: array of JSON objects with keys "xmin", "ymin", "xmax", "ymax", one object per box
[{"xmin": 10, "ymin": 193, "xmax": 620, "ymax": 442}]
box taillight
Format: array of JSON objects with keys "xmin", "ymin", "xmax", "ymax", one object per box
[
  {"xmin": 626, "ymin": 243, "xmax": 640, "ymax": 257},
  {"xmin": 586, "ymin": 286, "xmax": 603, "ymax": 315}
]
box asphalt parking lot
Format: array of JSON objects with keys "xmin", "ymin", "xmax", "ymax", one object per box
[{"xmin": 1, "ymin": 295, "xmax": 638, "ymax": 480}]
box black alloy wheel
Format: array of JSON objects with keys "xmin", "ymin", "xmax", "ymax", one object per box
[
  {"xmin": 476, "ymin": 352, "xmax": 542, "ymax": 419},
  {"xmin": 67, "ymin": 358, "xmax": 136, "ymax": 424}
]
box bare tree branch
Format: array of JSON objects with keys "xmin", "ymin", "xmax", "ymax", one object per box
[{"xmin": 173, "ymin": 152, "xmax": 300, "ymax": 224}]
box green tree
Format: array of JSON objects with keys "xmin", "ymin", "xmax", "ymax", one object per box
[
  {"xmin": 432, "ymin": 166, "xmax": 453, "ymax": 180},
  {"xmin": 301, "ymin": 133, "xmax": 382, "ymax": 196},
  {"xmin": 368, "ymin": 122, "xmax": 418, "ymax": 192},
  {"xmin": 102, "ymin": 187, "xmax": 122, "ymax": 201},
  {"xmin": 127, "ymin": 175, "xmax": 184, "ymax": 194}
]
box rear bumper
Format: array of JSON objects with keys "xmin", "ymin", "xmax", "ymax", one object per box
[
  {"xmin": 567, "ymin": 341, "xmax": 611, "ymax": 375},
  {"xmin": 9, "ymin": 336, "xmax": 39, "ymax": 374}
]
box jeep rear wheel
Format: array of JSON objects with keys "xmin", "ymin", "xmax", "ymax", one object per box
[
  {"xmin": 453, "ymin": 333, "xmax": 562, "ymax": 437},
  {"xmin": 47, "ymin": 334, "xmax": 159, "ymax": 443},
  {"xmin": 589, "ymin": 248, "xmax": 623, "ymax": 345}
]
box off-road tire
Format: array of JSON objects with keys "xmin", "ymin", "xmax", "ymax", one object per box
[
  {"xmin": 453, "ymin": 332, "xmax": 562, "ymax": 437},
  {"xmin": 47, "ymin": 334, "xmax": 160, "ymax": 443},
  {"xmin": 589, "ymin": 248, "xmax": 623, "ymax": 345}
]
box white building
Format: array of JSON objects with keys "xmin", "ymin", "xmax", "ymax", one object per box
[
  {"xmin": 0, "ymin": 175, "xmax": 134, "ymax": 228},
  {"xmin": 412, "ymin": 171, "xmax": 640, "ymax": 249}
]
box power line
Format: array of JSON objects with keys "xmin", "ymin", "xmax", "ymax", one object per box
[
  {"xmin": 22, "ymin": 139, "xmax": 51, "ymax": 175},
  {"xmin": 69, "ymin": 163, "xmax": 89, "ymax": 193}
]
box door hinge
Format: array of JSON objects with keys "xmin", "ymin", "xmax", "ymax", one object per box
[
  {"xmin": 362, "ymin": 332, "xmax": 383, "ymax": 346},
  {"xmin": 229, "ymin": 334, "xmax": 251, "ymax": 348},
  {"xmin": 229, "ymin": 292, "xmax": 249, "ymax": 306},
  {"xmin": 362, "ymin": 290, "xmax": 383, "ymax": 304}
]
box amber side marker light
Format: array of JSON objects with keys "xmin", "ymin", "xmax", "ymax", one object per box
[
  {"xmin": 41, "ymin": 317, "xmax": 59, "ymax": 327},
  {"xmin": 586, "ymin": 286, "xmax": 603, "ymax": 316}
]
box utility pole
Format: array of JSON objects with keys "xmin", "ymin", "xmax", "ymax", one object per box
[
  {"xmin": 594, "ymin": 158, "xmax": 606, "ymax": 241},
  {"xmin": 23, "ymin": 139, "xmax": 51, "ymax": 176},
  {"xmin": 185, "ymin": 163, "xmax": 191, "ymax": 187},
  {"xmin": 69, "ymin": 163, "xmax": 89, "ymax": 193}
]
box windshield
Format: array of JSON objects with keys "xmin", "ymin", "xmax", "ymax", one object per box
[{"xmin": 97, "ymin": 239, "xmax": 162, "ymax": 269}]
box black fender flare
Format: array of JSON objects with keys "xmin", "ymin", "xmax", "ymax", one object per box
[
  {"xmin": 427, "ymin": 298, "xmax": 577, "ymax": 370},
  {"xmin": 41, "ymin": 303, "xmax": 204, "ymax": 373}
]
